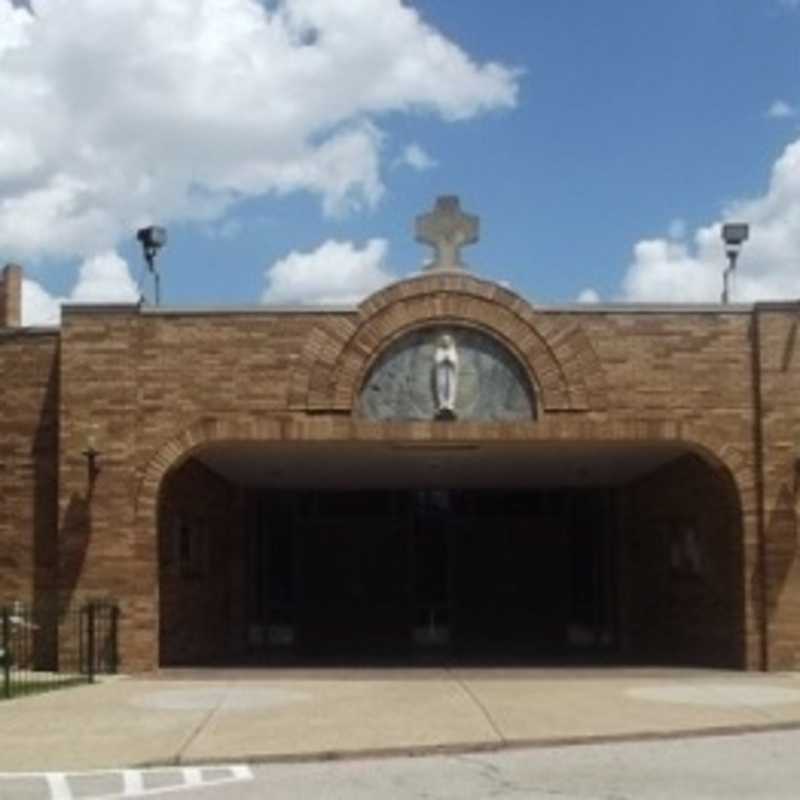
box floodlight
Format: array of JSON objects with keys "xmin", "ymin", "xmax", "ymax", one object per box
[
  {"xmin": 720, "ymin": 222, "xmax": 749, "ymax": 304},
  {"xmin": 136, "ymin": 226, "xmax": 168, "ymax": 306},
  {"xmin": 722, "ymin": 223, "xmax": 749, "ymax": 250},
  {"xmin": 137, "ymin": 226, "xmax": 167, "ymax": 250}
]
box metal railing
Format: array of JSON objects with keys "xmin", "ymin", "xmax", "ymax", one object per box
[{"xmin": 1, "ymin": 600, "xmax": 118, "ymax": 700}]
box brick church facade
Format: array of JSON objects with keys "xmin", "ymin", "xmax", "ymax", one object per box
[{"xmin": 2, "ymin": 198, "xmax": 799, "ymax": 673}]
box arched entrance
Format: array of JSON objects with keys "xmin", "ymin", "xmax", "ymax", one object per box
[{"xmin": 152, "ymin": 429, "xmax": 746, "ymax": 668}]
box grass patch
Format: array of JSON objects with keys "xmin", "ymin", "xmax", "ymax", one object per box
[{"xmin": 2, "ymin": 676, "xmax": 88, "ymax": 700}]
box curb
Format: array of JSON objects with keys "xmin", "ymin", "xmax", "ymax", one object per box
[{"xmin": 137, "ymin": 719, "xmax": 800, "ymax": 769}]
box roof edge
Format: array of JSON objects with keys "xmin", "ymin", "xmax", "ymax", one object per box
[{"xmin": 56, "ymin": 299, "xmax": 760, "ymax": 317}]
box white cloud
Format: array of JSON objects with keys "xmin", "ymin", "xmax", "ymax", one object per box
[
  {"xmin": 262, "ymin": 238, "xmax": 395, "ymax": 304},
  {"xmin": 577, "ymin": 288, "xmax": 600, "ymax": 304},
  {"xmin": 21, "ymin": 278, "xmax": 61, "ymax": 326},
  {"xmin": 21, "ymin": 251, "xmax": 138, "ymax": 325},
  {"xmin": 0, "ymin": 131, "xmax": 41, "ymax": 180},
  {"xmin": 71, "ymin": 251, "xmax": 139, "ymax": 302},
  {"xmin": 396, "ymin": 143, "xmax": 437, "ymax": 172},
  {"xmin": 0, "ymin": 0, "xmax": 518, "ymax": 266},
  {"xmin": 622, "ymin": 138, "xmax": 800, "ymax": 303},
  {"xmin": 623, "ymin": 237, "xmax": 723, "ymax": 302},
  {"xmin": 767, "ymin": 99, "xmax": 796, "ymax": 119}
]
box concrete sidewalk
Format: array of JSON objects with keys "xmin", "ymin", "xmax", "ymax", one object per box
[{"xmin": 2, "ymin": 668, "xmax": 800, "ymax": 772}]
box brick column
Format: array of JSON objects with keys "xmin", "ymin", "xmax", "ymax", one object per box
[{"xmin": 1, "ymin": 263, "xmax": 22, "ymax": 327}]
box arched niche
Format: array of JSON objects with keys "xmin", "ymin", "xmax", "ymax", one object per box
[{"xmin": 358, "ymin": 325, "xmax": 537, "ymax": 422}]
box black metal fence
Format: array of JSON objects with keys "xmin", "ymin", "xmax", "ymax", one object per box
[{"xmin": 1, "ymin": 600, "xmax": 118, "ymax": 700}]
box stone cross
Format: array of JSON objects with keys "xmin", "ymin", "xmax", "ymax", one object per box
[{"xmin": 415, "ymin": 196, "xmax": 479, "ymax": 271}]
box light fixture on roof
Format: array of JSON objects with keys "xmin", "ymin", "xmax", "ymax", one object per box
[
  {"xmin": 136, "ymin": 225, "xmax": 168, "ymax": 306},
  {"xmin": 720, "ymin": 222, "xmax": 749, "ymax": 305}
]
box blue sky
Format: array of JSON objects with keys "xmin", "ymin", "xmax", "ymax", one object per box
[{"xmin": 3, "ymin": 0, "xmax": 800, "ymax": 321}]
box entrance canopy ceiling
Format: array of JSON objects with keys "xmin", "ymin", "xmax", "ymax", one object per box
[{"xmin": 194, "ymin": 441, "xmax": 692, "ymax": 490}]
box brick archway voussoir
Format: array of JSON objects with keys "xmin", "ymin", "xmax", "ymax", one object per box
[
  {"xmin": 293, "ymin": 275, "xmax": 609, "ymax": 414},
  {"xmin": 329, "ymin": 292, "xmax": 577, "ymax": 412}
]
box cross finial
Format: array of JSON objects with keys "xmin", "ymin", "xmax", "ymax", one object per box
[{"xmin": 415, "ymin": 196, "xmax": 479, "ymax": 271}]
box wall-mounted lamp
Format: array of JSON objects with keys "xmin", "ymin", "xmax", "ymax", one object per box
[
  {"xmin": 721, "ymin": 222, "xmax": 749, "ymax": 304},
  {"xmin": 136, "ymin": 225, "xmax": 168, "ymax": 306},
  {"xmin": 82, "ymin": 433, "xmax": 101, "ymax": 480}
]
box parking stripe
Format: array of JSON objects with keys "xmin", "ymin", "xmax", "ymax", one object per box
[
  {"xmin": 1, "ymin": 766, "xmax": 254, "ymax": 799},
  {"xmin": 182, "ymin": 767, "xmax": 203, "ymax": 787},
  {"xmin": 122, "ymin": 770, "xmax": 144, "ymax": 794},
  {"xmin": 45, "ymin": 773, "xmax": 73, "ymax": 800},
  {"xmin": 231, "ymin": 765, "xmax": 251, "ymax": 781}
]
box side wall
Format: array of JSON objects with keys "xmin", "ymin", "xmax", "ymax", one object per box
[
  {"xmin": 621, "ymin": 454, "xmax": 745, "ymax": 667},
  {"xmin": 159, "ymin": 458, "xmax": 242, "ymax": 665},
  {"xmin": 56, "ymin": 311, "xmax": 146, "ymax": 662},
  {"xmin": 57, "ymin": 308, "xmax": 348, "ymax": 670},
  {"xmin": 753, "ymin": 309, "xmax": 800, "ymax": 669},
  {"xmin": 0, "ymin": 332, "xmax": 59, "ymax": 605}
]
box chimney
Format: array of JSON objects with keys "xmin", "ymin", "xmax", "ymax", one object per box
[{"xmin": 1, "ymin": 263, "xmax": 22, "ymax": 327}]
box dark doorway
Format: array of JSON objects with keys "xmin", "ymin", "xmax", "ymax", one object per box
[{"xmin": 245, "ymin": 488, "xmax": 617, "ymax": 663}]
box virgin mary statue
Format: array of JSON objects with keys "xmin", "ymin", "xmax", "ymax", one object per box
[{"xmin": 434, "ymin": 334, "xmax": 458, "ymax": 419}]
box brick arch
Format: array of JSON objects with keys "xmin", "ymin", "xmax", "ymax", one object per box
[
  {"xmin": 294, "ymin": 273, "xmax": 608, "ymax": 413},
  {"xmin": 129, "ymin": 413, "xmax": 754, "ymax": 670},
  {"xmin": 135, "ymin": 414, "xmax": 750, "ymax": 535},
  {"xmin": 288, "ymin": 316, "xmax": 358, "ymax": 411},
  {"xmin": 133, "ymin": 416, "xmax": 287, "ymax": 529}
]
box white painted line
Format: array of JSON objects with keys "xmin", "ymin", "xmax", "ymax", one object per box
[
  {"xmin": 93, "ymin": 768, "xmax": 254, "ymax": 798},
  {"xmin": 182, "ymin": 767, "xmax": 203, "ymax": 786},
  {"xmin": 0, "ymin": 765, "xmax": 250, "ymax": 779},
  {"xmin": 122, "ymin": 770, "xmax": 144, "ymax": 794},
  {"xmin": 231, "ymin": 765, "xmax": 253, "ymax": 781},
  {"xmin": 1, "ymin": 765, "xmax": 255, "ymax": 800},
  {"xmin": 45, "ymin": 773, "xmax": 73, "ymax": 800}
]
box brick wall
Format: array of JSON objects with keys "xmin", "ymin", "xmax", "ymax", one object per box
[
  {"xmin": 57, "ymin": 291, "xmax": 765, "ymax": 670},
  {"xmin": 750, "ymin": 307, "xmax": 800, "ymax": 669},
  {"xmin": 4, "ymin": 272, "xmax": 797, "ymax": 671},
  {"xmin": 158, "ymin": 457, "xmax": 242, "ymax": 665},
  {"xmin": 0, "ymin": 331, "xmax": 59, "ymax": 604},
  {"xmin": 55, "ymin": 308, "xmax": 154, "ymax": 668},
  {"xmin": 574, "ymin": 312, "xmax": 752, "ymax": 417},
  {"xmin": 621, "ymin": 454, "xmax": 746, "ymax": 667}
]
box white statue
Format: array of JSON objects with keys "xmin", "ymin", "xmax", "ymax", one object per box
[{"xmin": 434, "ymin": 334, "xmax": 459, "ymax": 418}]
